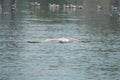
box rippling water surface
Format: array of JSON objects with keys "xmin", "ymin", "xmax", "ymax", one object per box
[{"xmin": 0, "ymin": 1, "xmax": 120, "ymax": 80}]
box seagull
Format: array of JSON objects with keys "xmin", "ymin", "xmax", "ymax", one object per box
[{"xmin": 27, "ymin": 38, "xmax": 91, "ymax": 44}]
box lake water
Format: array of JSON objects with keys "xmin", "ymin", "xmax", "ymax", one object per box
[{"xmin": 0, "ymin": 1, "xmax": 120, "ymax": 80}]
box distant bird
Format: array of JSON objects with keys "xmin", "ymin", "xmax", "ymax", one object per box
[
  {"xmin": 30, "ymin": 2, "xmax": 40, "ymax": 7},
  {"xmin": 70, "ymin": 4, "xmax": 76, "ymax": 8},
  {"xmin": 111, "ymin": 5, "xmax": 117, "ymax": 11},
  {"xmin": 49, "ymin": 3, "xmax": 60, "ymax": 12},
  {"xmin": 78, "ymin": 5, "xmax": 83, "ymax": 9},
  {"xmin": 97, "ymin": 4, "xmax": 102, "ymax": 9},
  {"xmin": 63, "ymin": 4, "xmax": 77, "ymax": 8},
  {"xmin": 49, "ymin": 3, "xmax": 60, "ymax": 8},
  {"xmin": 11, "ymin": 3, "xmax": 16, "ymax": 11}
]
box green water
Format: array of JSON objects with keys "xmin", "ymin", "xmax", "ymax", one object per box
[{"xmin": 0, "ymin": 0, "xmax": 120, "ymax": 80}]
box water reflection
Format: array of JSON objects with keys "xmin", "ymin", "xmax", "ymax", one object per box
[
  {"xmin": 0, "ymin": 0, "xmax": 4, "ymax": 13},
  {"xmin": 0, "ymin": 0, "xmax": 120, "ymax": 80}
]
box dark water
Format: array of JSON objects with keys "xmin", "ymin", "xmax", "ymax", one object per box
[{"xmin": 0, "ymin": 0, "xmax": 120, "ymax": 80}]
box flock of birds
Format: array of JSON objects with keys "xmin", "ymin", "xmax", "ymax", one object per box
[
  {"xmin": 96, "ymin": 4, "xmax": 120, "ymax": 17},
  {"xmin": 29, "ymin": 2, "xmax": 84, "ymax": 12},
  {"xmin": 30, "ymin": 2, "xmax": 84, "ymax": 10},
  {"xmin": 0, "ymin": 1, "xmax": 120, "ymax": 17},
  {"xmin": 29, "ymin": 2, "xmax": 120, "ymax": 17}
]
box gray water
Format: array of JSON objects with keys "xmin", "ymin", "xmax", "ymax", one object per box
[{"xmin": 0, "ymin": 1, "xmax": 120, "ymax": 80}]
